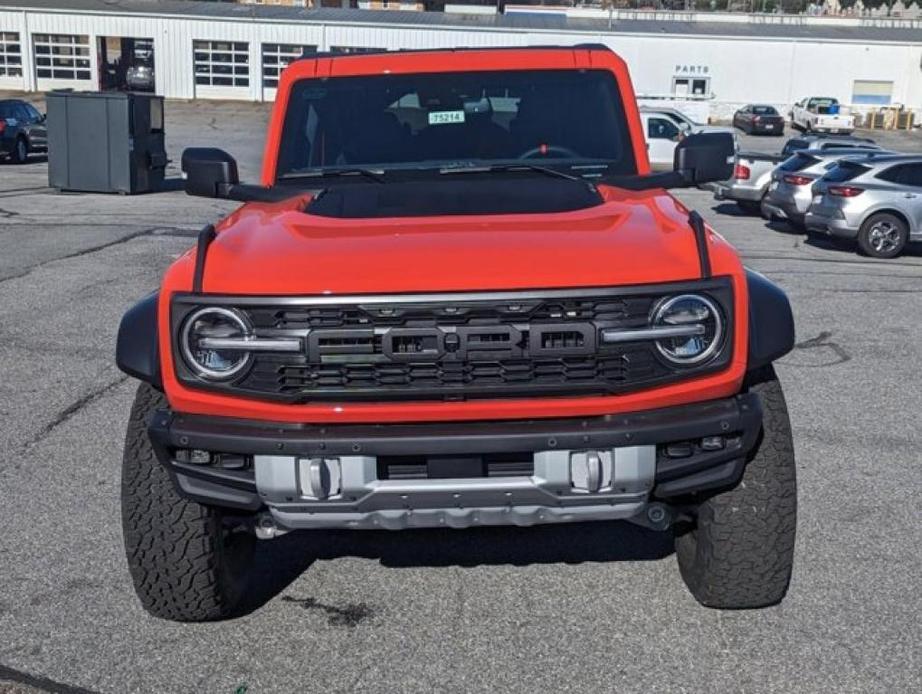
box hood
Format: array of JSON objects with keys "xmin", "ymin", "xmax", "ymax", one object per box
[{"xmin": 188, "ymin": 186, "xmax": 722, "ymax": 296}]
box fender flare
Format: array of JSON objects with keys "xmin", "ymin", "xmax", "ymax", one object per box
[
  {"xmin": 116, "ymin": 291, "xmax": 161, "ymax": 389},
  {"xmin": 746, "ymin": 269, "xmax": 795, "ymax": 371}
]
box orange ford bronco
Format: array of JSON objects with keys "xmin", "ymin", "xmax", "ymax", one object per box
[{"xmin": 116, "ymin": 46, "xmax": 796, "ymax": 621}]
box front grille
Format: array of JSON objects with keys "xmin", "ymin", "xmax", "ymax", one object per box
[{"xmin": 172, "ymin": 281, "xmax": 733, "ymax": 402}]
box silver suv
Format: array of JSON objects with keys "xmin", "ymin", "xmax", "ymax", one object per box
[
  {"xmin": 805, "ymin": 154, "xmax": 922, "ymax": 258},
  {"xmin": 762, "ymin": 148, "xmax": 891, "ymax": 229},
  {"xmin": 711, "ymin": 134, "xmax": 880, "ymax": 214}
]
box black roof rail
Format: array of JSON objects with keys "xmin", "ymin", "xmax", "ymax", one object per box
[{"xmin": 295, "ymin": 44, "xmax": 613, "ymax": 63}]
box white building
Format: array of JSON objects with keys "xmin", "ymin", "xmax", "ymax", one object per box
[{"xmin": 0, "ymin": 0, "xmax": 920, "ymax": 120}]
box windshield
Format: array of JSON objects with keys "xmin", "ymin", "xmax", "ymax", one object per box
[
  {"xmin": 753, "ymin": 105, "xmax": 778, "ymax": 115},
  {"xmin": 275, "ymin": 69, "xmax": 637, "ymax": 180}
]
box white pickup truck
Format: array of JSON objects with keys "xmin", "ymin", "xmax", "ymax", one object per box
[{"xmin": 790, "ymin": 97, "xmax": 855, "ymax": 134}]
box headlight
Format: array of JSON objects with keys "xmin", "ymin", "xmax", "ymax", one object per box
[
  {"xmin": 180, "ymin": 307, "xmax": 252, "ymax": 380},
  {"xmin": 651, "ymin": 294, "xmax": 723, "ymax": 365}
]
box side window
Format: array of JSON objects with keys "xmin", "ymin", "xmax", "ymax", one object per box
[
  {"xmin": 14, "ymin": 104, "xmax": 31, "ymax": 121},
  {"xmin": 876, "ymin": 165, "xmax": 905, "ymax": 184},
  {"xmin": 647, "ymin": 117, "xmax": 679, "ymax": 140},
  {"xmin": 879, "ymin": 164, "xmax": 922, "ymax": 187},
  {"xmin": 903, "ymin": 164, "xmax": 922, "ymax": 187},
  {"xmin": 23, "ymin": 103, "xmax": 41, "ymax": 122}
]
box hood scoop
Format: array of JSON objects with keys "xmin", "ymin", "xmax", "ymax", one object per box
[{"xmin": 305, "ymin": 177, "xmax": 603, "ymax": 219}]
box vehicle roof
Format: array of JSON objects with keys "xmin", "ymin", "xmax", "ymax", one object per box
[
  {"xmin": 639, "ymin": 106, "xmax": 682, "ymax": 114},
  {"xmin": 4, "ymin": 1, "xmax": 922, "ymax": 45},
  {"xmin": 810, "ymin": 148, "xmax": 891, "ymax": 158},
  {"xmin": 855, "ymin": 153, "xmax": 922, "ymax": 166}
]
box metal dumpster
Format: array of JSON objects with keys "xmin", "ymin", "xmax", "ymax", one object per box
[{"xmin": 46, "ymin": 91, "xmax": 167, "ymax": 194}]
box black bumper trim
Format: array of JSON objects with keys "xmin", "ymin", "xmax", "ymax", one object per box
[{"xmin": 148, "ymin": 394, "xmax": 762, "ymax": 509}]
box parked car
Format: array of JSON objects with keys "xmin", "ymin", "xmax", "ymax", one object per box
[
  {"xmin": 790, "ymin": 97, "xmax": 855, "ymax": 134},
  {"xmin": 640, "ymin": 106, "xmax": 736, "ymax": 136},
  {"xmin": 641, "ymin": 110, "xmax": 684, "ymax": 170},
  {"xmin": 0, "ymin": 99, "xmax": 47, "ymax": 164},
  {"xmin": 805, "ymin": 154, "xmax": 922, "ymax": 258},
  {"xmin": 126, "ymin": 63, "xmax": 155, "ymax": 92},
  {"xmin": 781, "ymin": 133, "xmax": 877, "ymax": 156},
  {"xmin": 712, "ymin": 134, "xmax": 881, "ymax": 214},
  {"xmin": 115, "ymin": 46, "xmax": 797, "ymax": 621},
  {"xmin": 733, "ymin": 104, "xmax": 785, "ymax": 135},
  {"xmin": 761, "ymin": 148, "xmax": 892, "ymax": 229}
]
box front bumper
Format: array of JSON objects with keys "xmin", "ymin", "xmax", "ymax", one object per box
[{"xmin": 148, "ymin": 393, "xmax": 762, "ymax": 530}]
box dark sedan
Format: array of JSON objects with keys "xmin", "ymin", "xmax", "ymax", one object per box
[
  {"xmin": 0, "ymin": 99, "xmax": 47, "ymax": 164},
  {"xmin": 733, "ymin": 104, "xmax": 785, "ymax": 136}
]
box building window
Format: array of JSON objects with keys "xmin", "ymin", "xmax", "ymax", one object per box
[
  {"xmin": 329, "ymin": 46, "xmax": 386, "ymax": 55},
  {"xmin": 34, "ymin": 33, "xmax": 91, "ymax": 80},
  {"xmin": 672, "ymin": 76, "xmax": 709, "ymax": 97},
  {"xmin": 0, "ymin": 32, "xmax": 22, "ymax": 77},
  {"xmin": 852, "ymin": 80, "xmax": 893, "ymax": 106},
  {"xmin": 262, "ymin": 43, "xmax": 316, "ymax": 89},
  {"xmin": 194, "ymin": 40, "xmax": 249, "ymax": 88}
]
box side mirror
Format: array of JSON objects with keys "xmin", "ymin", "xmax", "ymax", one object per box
[
  {"xmin": 181, "ymin": 147, "xmax": 239, "ymax": 198},
  {"xmin": 673, "ymin": 132, "xmax": 735, "ymax": 185}
]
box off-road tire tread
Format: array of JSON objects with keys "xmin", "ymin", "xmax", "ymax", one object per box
[
  {"xmin": 675, "ymin": 366, "xmax": 797, "ymax": 608},
  {"xmin": 121, "ymin": 383, "xmax": 251, "ymax": 621}
]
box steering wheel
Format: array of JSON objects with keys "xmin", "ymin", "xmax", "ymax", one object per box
[{"xmin": 518, "ymin": 144, "xmax": 580, "ymax": 160}]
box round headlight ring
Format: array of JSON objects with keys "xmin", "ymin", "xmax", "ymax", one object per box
[
  {"xmin": 180, "ymin": 306, "xmax": 253, "ymax": 381},
  {"xmin": 652, "ymin": 294, "xmax": 723, "ymax": 366}
]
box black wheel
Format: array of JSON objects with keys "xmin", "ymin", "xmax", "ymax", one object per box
[
  {"xmin": 674, "ymin": 366, "xmax": 796, "ymax": 609},
  {"xmin": 857, "ymin": 213, "xmax": 908, "ymax": 259},
  {"xmin": 122, "ymin": 383, "xmax": 255, "ymax": 621},
  {"xmin": 737, "ymin": 199, "xmax": 762, "ymax": 215},
  {"xmin": 9, "ymin": 136, "xmax": 28, "ymax": 164}
]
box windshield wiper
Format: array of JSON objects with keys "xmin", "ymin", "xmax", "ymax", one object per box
[
  {"xmin": 279, "ymin": 167, "xmax": 385, "ymax": 184},
  {"xmin": 438, "ymin": 163, "xmax": 582, "ymax": 182}
]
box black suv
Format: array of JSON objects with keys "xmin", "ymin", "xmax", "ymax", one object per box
[{"xmin": 0, "ymin": 99, "xmax": 47, "ymax": 164}]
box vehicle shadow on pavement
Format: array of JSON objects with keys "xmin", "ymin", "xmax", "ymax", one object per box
[
  {"xmin": 711, "ymin": 202, "xmax": 753, "ymax": 217},
  {"xmin": 240, "ymin": 522, "xmax": 673, "ymax": 614}
]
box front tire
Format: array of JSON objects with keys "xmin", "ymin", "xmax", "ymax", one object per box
[
  {"xmin": 9, "ymin": 136, "xmax": 28, "ymax": 164},
  {"xmin": 674, "ymin": 366, "xmax": 796, "ymax": 609},
  {"xmin": 857, "ymin": 213, "xmax": 908, "ymax": 259},
  {"xmin": 122, "ymin": 383, "xmax": 255, "ymax": 622}
]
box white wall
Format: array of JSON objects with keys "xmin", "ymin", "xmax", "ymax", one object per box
[{"xmin": 0, "ymin": 6, "xmax": 918, "ymax": 122}]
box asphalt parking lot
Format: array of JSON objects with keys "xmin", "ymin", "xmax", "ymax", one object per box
[{"xmin": 0, "ymin": 96, "xmax": 920, "ymax": 694}]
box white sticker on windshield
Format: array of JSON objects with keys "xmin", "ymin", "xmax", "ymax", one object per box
[{"xmin": 428, "ymin": 110, "xmax": 465, "ymax": 126}]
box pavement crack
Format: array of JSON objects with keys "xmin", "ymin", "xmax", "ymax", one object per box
[
  {"xmin": 0, "ymin": 227, "xmax": 175, "ymax": 283},
  {"xmin": 27, "ymin": 376, "xmax": 129, "ymax": 448},
  {"xmin": 790, "ymin": 330, "xmax": 852, "ymax": 367},
  {"xmin": 0, "ymin": 663, "xmax": 99, "ymax": 694}
]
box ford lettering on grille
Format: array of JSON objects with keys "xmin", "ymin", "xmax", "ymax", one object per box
[{"xmin": 171, "ymin": 282, "xmax": 734, "ymax": 402}]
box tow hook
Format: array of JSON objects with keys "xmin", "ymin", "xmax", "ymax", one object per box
[
  {"xmin": 254, "ymin": 513, "xmax": 289, "ymax": 540},
  {"xmin": 644, "ymin": 503, "xmax": 673, "ymax": 531}
]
